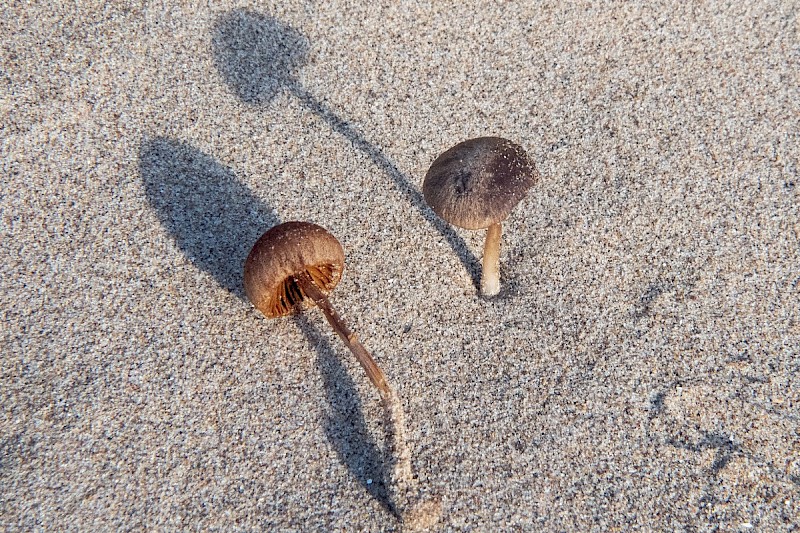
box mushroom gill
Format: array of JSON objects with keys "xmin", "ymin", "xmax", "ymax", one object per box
[{"xmin": 269, "ymin": 263, "xmax": 342, "ymax": 317}]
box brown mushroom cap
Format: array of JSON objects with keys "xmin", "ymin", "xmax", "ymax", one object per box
[
  {"xmin": 244, "ymin": 221, "xmax": 345, "ymax": 318},
  {"xmin": 423, "ymin": 137, "xmax": 538, "ymax": 230}
]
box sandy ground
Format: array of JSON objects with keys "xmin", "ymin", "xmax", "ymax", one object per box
[{"xmin": 2, "ymin": 1, "xmax": 799, "ymax": 530}]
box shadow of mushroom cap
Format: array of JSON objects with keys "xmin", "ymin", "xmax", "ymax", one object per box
[
  {"xmin": 211, "ymin": 9, "xmax": 309, "ymax": 104},
  {"xmin": 244, "ymin": 221, "xmax": 345, "ymax": 318},
  {"xmin": 423, "ymin": 137, "xmax": 539, "ymax": 230}
]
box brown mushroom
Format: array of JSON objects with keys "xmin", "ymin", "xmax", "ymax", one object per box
[
  {"xmin": 244, "ymin": 220, "xmax": 389, "ymax": 394},
  {"xmin": 423, "ymin": 137, "xmax": 538, "ymax": 297},
  {"xmin": 244, "ymin": 221, "xmax": 440, "ymax": 526}
]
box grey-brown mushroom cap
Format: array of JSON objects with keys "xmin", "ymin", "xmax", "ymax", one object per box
[
  {"xmin": 243, "ymin": 221, "xmax": 345, "ymax": 318},
  {"xmin": 423, "ymin": 137, "xmax": 539, "ymax": 230}
]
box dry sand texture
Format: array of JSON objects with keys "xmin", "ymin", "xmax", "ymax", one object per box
[{"xmin": 2, "ymin": 1, "xmax": 799, "ymax": 530}]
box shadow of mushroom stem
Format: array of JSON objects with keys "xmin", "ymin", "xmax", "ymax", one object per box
[
  {"xmin": 296, "ymin": 273, "xmax": 441, "ymax": 528},
  {"xmin": 244, "ymin": 222, "xmax": 441, "ymax": 526},
  {"xmin": 211, "ymin": 9, "xmax": 481, "ymax": 288}
]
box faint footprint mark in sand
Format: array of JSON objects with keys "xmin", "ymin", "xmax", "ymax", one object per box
[
  {"xmin": 647, "ymin": 378, "xmax": 800, "ymax": 488},
  {"xmin": 632, "ymin": 281, "xmax": 671, "ymax": 321},
  {"xmin": 646, "ymin": 378, "xmax": 799, "ymax": 524},
  {"xmin": 666, "ymin": 431, "xmax": 741, "ymax": 476}
]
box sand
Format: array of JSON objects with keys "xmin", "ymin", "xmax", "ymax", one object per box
[{"xmin": 2, "ymin": 1, "xmax": 798, "ymax": 530}]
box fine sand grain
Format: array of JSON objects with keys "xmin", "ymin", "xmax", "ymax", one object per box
[{"xmin": 2, "ymin": 2, "xmax": 798, "ymax": 530}]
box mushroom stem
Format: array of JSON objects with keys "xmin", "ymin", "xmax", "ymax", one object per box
[
  {"xmin": 294, "ymin": 271, "xmax": 441, "ymax": 526},
  {"xmin": 481, "ymin": 222, "xmax": 502, "ymax": 297},
  {"xmin": 294, "ymin": 271, "xmax": 432, "ymax": 520},
  {"xmin": 293, "ymin": 271, "xmax": 391, "ymax": 397}
]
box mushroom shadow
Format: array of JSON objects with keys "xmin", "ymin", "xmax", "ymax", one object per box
[
  {"xmin": 139, "ymin": 137, "xmax": 279, "ymax": 298},
  {"xmin": 294, "ymin": 313, "xmax": 396, "ymax": 516},
  {"xmin": 211, "ymin": 9, "xmax": 309, "ymax": 105},
  {"xmin": 140, "ymin": 136, "xmax": 398, "ymax": 514},
  {"xmin": 211, "ymin": 8, "xmax": 482, "ymax": 288}
]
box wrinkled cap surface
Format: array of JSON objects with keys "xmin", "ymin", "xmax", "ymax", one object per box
[
  {"xmin": 243, "ymin": 221, "xmax": 344, "ymax": 318},
  {"xmin": 423, "ymin": 137, "xmax": 538, "ymax": 230}
]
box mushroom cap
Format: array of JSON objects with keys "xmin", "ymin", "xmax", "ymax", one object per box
[
  {"xmin": 423, "ymin": 137, "xmax": 538, "ymax": 230},
  {"xmin": 244, "ymin": 221, "xmax": 345, "ymax": 318}
]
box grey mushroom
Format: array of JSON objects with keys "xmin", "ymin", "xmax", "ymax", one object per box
[{"xmin": 423, "ymin": 137, "xmax": 538, "ymax": 296}]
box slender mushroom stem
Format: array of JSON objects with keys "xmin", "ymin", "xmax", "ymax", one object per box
[
  {"xmin": 481, "ymin": 222, "xmax": 502, "ymax": 297},
  {"xmin": 294, "ymin": 271, "xmax": 390, "ymax": 397},
  {"xmin": 292, "ymin": 271, "xmax": 441, "ymax": 523},
  {"xmin": 293, "ymin": 270, "xmax": 441, "ymax": 526}
]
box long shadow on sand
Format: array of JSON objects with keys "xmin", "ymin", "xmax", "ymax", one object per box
[
  {"xmin": 139, "ymin": 137, "xmax": 279, "ymax": 298},
  {"xmin": 211, "ymin": 8, "xmax": 481, "ymax": 288},
  {"xmin": 140, "ymin": 137, "xmax": 393, "ymax": 514},
  {"xmin": 295, "ymin": 314, "xmax": 395, "ymax": 515}
]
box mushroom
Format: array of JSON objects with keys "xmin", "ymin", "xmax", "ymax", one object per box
[
  {"xmin": 423, "ymin": 137, "xmax": 538, "ymax": 297},
  {"xmin": 244, "ymin": 221, "xmax": 390, "ymax": 394},
  {"xmin": 244, "ymin": 221, "xmax": 441, "ymax": 526}
]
